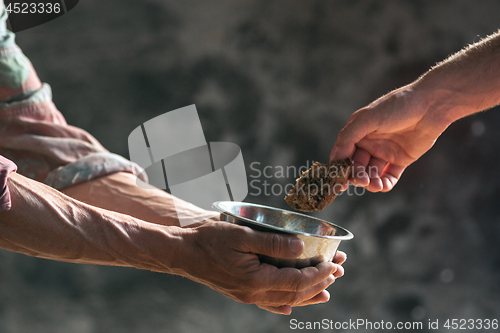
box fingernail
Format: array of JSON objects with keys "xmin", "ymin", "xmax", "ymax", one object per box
[
  {"xmin": 327, "ymin": 274, "xmax": 335, "ymax": 284},
  {"xmin": 289, "ymin": 238, "xmax": 303, "ymax": 256}
]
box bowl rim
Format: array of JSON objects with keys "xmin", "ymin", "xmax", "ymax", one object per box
[{"xmin": 212, "ymin": 201, "xmax": 354, "ymax": 240}]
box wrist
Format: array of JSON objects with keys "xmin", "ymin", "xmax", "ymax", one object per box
[
  {"xmin": 161, "ymin": 226, "xmax": 197, "ymax": 275},
  {"xmin": 410, "ymin": 76, "xmax": 461, "ymax": 130},
  {"xmin": 412, "ymin": 62, "xmax": 492, "ymax": 126},
  {"xmin": 129, "ymin": 223, "xmax": 195, "ymax": 275}
]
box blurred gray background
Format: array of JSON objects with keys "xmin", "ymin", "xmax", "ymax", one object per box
[{"xmin": 1, "ymin": 0, "xmax": 500, "ymax": 332}]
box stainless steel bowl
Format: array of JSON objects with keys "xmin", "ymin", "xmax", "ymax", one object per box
[{"xmin": 212, "ymin": 201, "xmax": 353, "ymax": 268}]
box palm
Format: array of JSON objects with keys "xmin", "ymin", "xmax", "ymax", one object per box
[{"xmin": 357, "ymin": 125, "xmax": 438, "ymax": 166}]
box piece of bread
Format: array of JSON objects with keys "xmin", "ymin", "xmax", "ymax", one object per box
[{"xmin": 285, "ymin": 158, "xmax": 353, "ymax": 212}]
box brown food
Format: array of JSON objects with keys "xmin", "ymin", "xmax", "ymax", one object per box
[{"xmin": 285, "ymin": 158, "xmax": 353, "ymax": 212}]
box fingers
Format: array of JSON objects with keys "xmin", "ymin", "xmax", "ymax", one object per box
[
  {"xmin": 257, "ymin": 289, "xmax": 332, "ymax": 314},
  {"xmin": 235, "ymin": 228, "xmax": 304, "ymax": 258},
  {"xmin": 254, "ymin": 253, "xmax": 347, "ymax": 314},
  {"xmin": 330, "ymin": 109, "xmax": 378, "ymax": 162},
  {"xmin": 380, "ymin": 163, "xmax": 406, "ymax": 192},
  {"xmin": 344, "ymin": 146, "xmax": 405, "ymax": 193},
  {"xmin": 330, "ymin": 130, "xmax": 356, "ymax": 162},
  {"xmin": 365, "ymin": 161, "xmax": 405, "ymax": 192},
  {"xmin": 330, "ymin": 107, "xmax": 407, "ymax": 193},
  {"xmin": 332, "ymin": 250, "xmax": 347, "ymax": 265},
  {"xmin": 330, "ymin": 136, "xmax": 353, "ymax": 162},
  {"xmin": 349, "ymin": 148, "xmax": 388, "ymax": 191},
  {"xmin": 365, "ymin": 157, "xmax": 387, "ymax": 192},
  {"xmin": 349, "ymin": 148, "xmax": 370, "ymax": 187},
  {"xmin": 332, "ymin": 252, "xmax": 346, "ymax": 278},
  {"xmin": 257, "ymin": 304, "xmax": 293, "ymax": 315},
  {"xmin": 256, "ymin": 289, "xmax": 331, "ymax": 314},
  {"xmin": 258, "ymin": 261, "xmax": 336, "ymax": 292},
  {"xmin": 292, "ymin": 290, "xmax": 331, "ymax": 307},
  {"xmin": 333, "ymin": 264, "xmax": 344, "ymax": 278},
  {"xmin": 257, "ymin": 273, "xmax": 336, "ymax": 307}
]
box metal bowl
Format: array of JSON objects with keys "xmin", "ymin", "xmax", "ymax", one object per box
[{"xmin": 212, "ymin": 201, "xmax": 353, "ymax": 268}]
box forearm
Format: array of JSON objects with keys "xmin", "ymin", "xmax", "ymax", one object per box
[
  {"xmin": 60, "ymin": 172, "xmax": 219, "ymax": 227},
  {"xmin": 0, "ymin": 172, "xmax": 187, "ymax": 273},
  {"xmin": 413, "ymin": 30, "xmax": 500, "ymax": 124}
]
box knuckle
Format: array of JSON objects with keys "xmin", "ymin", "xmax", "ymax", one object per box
[
  {"xmin": 231, "ymin": 225, "xmax": 253, "ymax": 242},
  {"xmin": 336, "ymin": 127, "xmax": 348, "ymax": 141},
  {"xmin": 335, "ymin": 267, "xmax": 344, "ymax": 278},
  {"xmin": 265, "ymin": 233, "xmax": 282, "ymax": 257}
]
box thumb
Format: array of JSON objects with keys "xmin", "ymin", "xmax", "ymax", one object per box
[
  {"xmin": 330, "ymin": 137, "xmax": 355, "ymax": 162},
  {"xmin": 330, "ymin": 126, "xmax": 357, "ymax": 162},
  {"xmin": 330, "ymin": 109, "xmax": 377, "ymax": 162},
  {"xmin": 236, "ymin": 229, "xmax": 304, "ymax": 258}
]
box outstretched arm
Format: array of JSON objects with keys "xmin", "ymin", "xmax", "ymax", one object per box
[
  {"xmin": 331, "ymin": 30, "xmax": 500, "ymax": 192},
  {"xmin": 0, "ymin": 171, "xmax": 345, "ymax": 315}
]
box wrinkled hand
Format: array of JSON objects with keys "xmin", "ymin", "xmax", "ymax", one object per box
[
  {"xmin": 177, "ymin": 221, "xmax": 346, "ymax": 315},
  {"xmin": 257, "ymin": 251, "xmax": 346, "ymax": 314},
  {"xmin": 330, "ymin": 85, "xmax": 451, "ymax": 192}
]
